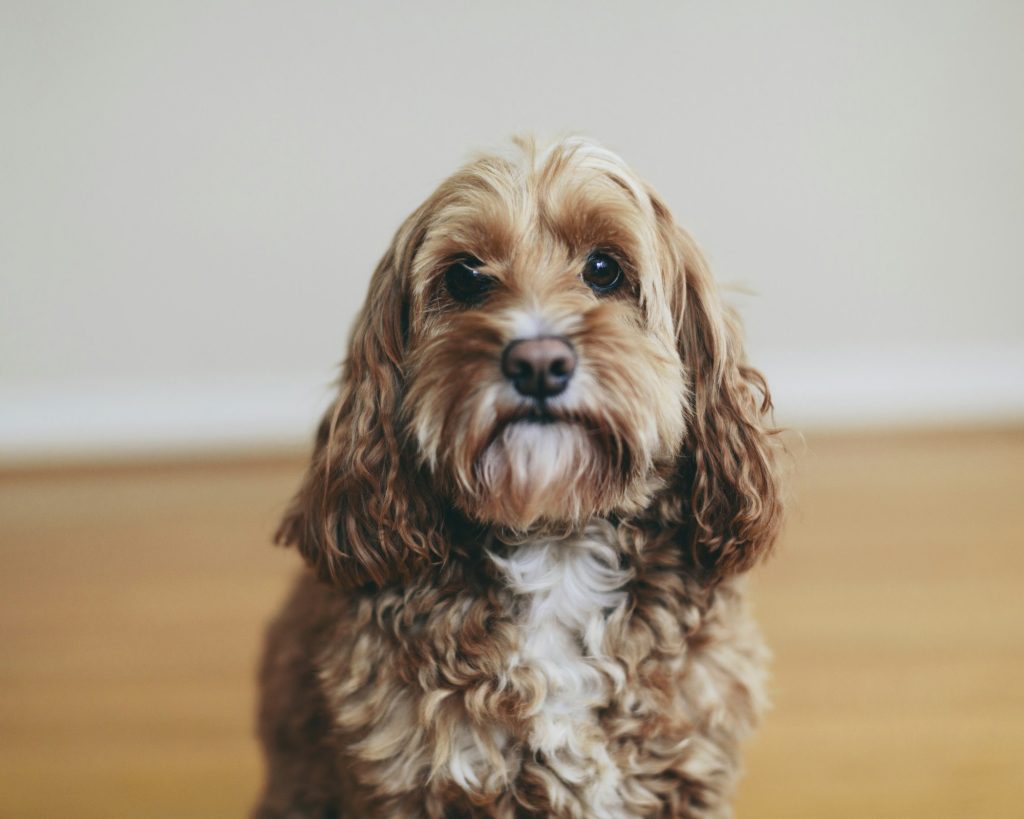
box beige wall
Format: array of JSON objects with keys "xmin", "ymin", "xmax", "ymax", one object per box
[{"xmin": 3, "ymin": 1, "xmax": 1022, "ymax": 458}]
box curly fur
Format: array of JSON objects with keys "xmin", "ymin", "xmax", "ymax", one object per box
[{"xmin": 254, "ymin": 137, "xmax": 784, "ymax": 818}]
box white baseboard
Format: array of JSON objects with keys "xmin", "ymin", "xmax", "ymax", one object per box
[
  {"xmin": 0, "ymin": 374, "xmax": 335, "ymax": 464},
  {"xmin": 2, "ymin": 345, "xmax": 1021, "ymax": 464},
  {"xmin": 759, "ymin": 343, "xmax": 1024, "ymax": 429}
]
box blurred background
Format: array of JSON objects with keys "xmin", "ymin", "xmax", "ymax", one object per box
[{"xmin": 2, "ymin": 2, "xmax": 1022, "ymax": 817}]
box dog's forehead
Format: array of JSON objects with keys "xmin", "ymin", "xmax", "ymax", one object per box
[
  {"xmin": 534, "ymin": 138, "xmax": 651, "ymax": 207},
  {"xmin": 421, "ymin": 140, "xmax": 656, "ymax": 265}
]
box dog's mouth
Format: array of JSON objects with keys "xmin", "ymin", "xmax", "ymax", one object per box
[
  {"xmin": 501, "ymin": 402, "xmax": 587, "ymax": 430},
  {"xmin": 480, "ymin": 404, "xmax": 583, "ymax": 452},
  {"xmin": 507, "ymin": 405, "xmax": 562, "ymax": 425}
]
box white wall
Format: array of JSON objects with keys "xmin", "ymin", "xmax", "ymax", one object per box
[{"xmin": 3, "ymin": 1, "xmax": 1023, "ymax": 460}]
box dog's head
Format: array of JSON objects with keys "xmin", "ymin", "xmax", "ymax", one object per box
[{"xmin": 277, "ymin": 138, "xmax": 783, "ymax": 588}]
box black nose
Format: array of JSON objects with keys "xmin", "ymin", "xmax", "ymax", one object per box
[{"xmin": 501, "ymin": 336, "xmax": 577, "ymax": 399}]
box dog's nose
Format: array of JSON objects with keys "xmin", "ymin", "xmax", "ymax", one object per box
[{"xmin": 501, "ymin": 336, "xmax": 577, "ymax": 399}]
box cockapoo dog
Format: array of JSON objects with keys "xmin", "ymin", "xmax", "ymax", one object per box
[{"xmin": 253, "ymin": 137, "xmax": 784, "ymax": 818}]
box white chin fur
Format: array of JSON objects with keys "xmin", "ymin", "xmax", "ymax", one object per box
[
  {"xmin": 485, "ymin": 421, "xmax": 586, "ymax": 483},
  {"xmin": 479, "ymin": 421, "xmax": 593, "ymax": 522}
]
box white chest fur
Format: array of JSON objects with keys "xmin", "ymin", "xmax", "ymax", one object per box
[{"xmin": 490, "ymin": 521, "xmax": 635, "ymax": 817}]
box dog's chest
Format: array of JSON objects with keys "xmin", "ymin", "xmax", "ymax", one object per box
[{"xmin": 489, "ymin": 523, "xmax": 632, "ymax": 813}]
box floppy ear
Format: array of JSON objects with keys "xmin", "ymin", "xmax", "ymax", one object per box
[
  {"xmin": 651, "ymin": 199, "xmax": 784, "ymax": 581},
  {"xmin": 275, "ymin": 224, "xmax": 448, "ymax": 589}
]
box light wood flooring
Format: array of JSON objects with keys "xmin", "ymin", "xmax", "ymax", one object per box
[{"xmin": 1, "ymin": 428, "xmax": 1022, "ymax": 818}]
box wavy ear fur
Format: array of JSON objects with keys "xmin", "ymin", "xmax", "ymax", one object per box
[
  {"xmin": 275, "ymin": 222, "xmax": 448, "ymax": 589},
  {"xmin": 651, "ymin": 197, "xmax": 784, "ymax": 581}
]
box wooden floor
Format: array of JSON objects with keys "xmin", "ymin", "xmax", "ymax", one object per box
[{"xmin": 1, "ymin": 429, "xmax": 1022, "ymax": 818}]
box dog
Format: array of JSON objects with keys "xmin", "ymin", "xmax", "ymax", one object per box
[{"xmin": 253, "ymin": 137, "xmax": 784, "ymax": 818}]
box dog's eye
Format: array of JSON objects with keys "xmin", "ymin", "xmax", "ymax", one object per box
[
  {"xmin": 582, "ymin": 251, "xmax": 622, "ymax": 294},
  {"xmin": 444, "ymin": 258, "xmax": 494, "ymax": 304}
]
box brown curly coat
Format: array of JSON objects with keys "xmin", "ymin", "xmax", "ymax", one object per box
[{"xmin": 253, "ymin": 137, "xmax": 784, "ymax": 818}]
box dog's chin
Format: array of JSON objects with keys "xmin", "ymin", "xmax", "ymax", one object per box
[{"xmin": 459, "ymin": 417, "xmax": 634, "ymax": 531}]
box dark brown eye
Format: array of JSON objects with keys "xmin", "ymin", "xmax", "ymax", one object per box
[
  {"xmin": 582, "ymin": 251, "xmax": 622, "ymax": 294},
  {"xmin": 444, "ymin": 257, "xmax": 494, "ymax": 304}
]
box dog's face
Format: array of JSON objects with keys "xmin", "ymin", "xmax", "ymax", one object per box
[
  {"xmin": 403, "ymin": 141, "xmax": 686, "ymax": 529},
  {"xmin": 278, "ymin": 138, "xmax": 782, "ymax": 588}
]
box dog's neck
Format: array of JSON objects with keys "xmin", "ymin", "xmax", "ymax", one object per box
[{"xmin": 485, "ymin": 521, "xmax": 634, "ymax": 815}]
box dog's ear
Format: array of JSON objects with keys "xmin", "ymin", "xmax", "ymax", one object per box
[
  {"xmin": 650, "ymin": 196, "xmax": 784, "ymax": 581},
  {"xmin": 275, "ymin": 219, "xmax": 448, "ymax": 589}
]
